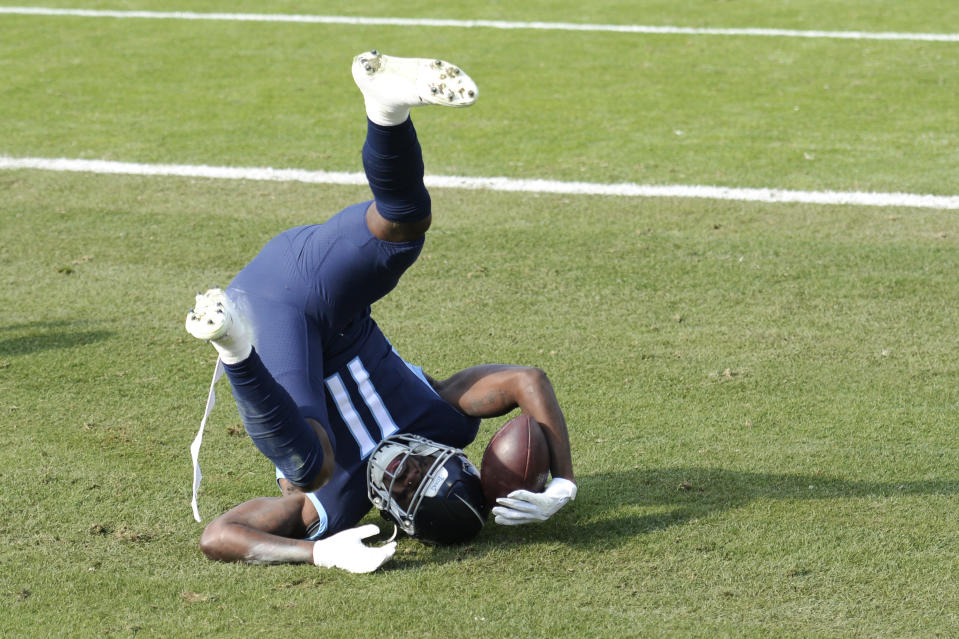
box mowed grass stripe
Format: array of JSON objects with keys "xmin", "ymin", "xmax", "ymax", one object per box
[
  {"xmin": 2, "ymin": 155, "xmax": 958, "ymax": 210},
  {"xmin": 1, "ymin": 6, "xmax": 958, "ymax": 42}
]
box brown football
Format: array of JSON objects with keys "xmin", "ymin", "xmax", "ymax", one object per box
[{"xmin": 480, "ymin": 413, "xmax": 550, "ymax": 506}]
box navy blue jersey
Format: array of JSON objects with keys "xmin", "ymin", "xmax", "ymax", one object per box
[{"xmin": 227, "ymin": 200, "xmax": 480, "ymax": 537}]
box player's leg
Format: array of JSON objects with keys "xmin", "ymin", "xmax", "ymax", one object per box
[
  {"xmin": 352, "ymin": 51, "xmax": 477, "ymax": 236},
  {"xmin": 294, "ymin": 51, "xmax": 480, "ymax": 324},
  {"xmin": 186, "ymin": 289, "xmax": 329, "ymax": 490}
]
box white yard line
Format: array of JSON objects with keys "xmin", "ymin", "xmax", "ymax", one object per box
[
  {"xmin": 2, "ymin": 155, "xmax": 956, "ymax": 210},
  {"xmin": 1, "ymin": 6, "xmax": 957, "ymax": 42},
  {"xmin": 2, "ymin": 9, "xmax": 954, "ymax": 209}
]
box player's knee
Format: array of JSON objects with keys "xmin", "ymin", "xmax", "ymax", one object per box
[
  {"xmin": 293, "ymin": 466, "xmax": 332, "ymax": 493},
  {"xmin": 278, "ymin": 457, "xmax": 332, "ymax": 493},
  {"xmin": 276, "ymin": 451, "xmax": 332, "ymax": 492},
  {"xmin": 248, "ymin": 424, "xmax": 329, "ymax": 490},
  {"xmin": 286, "ymin": 420, "xmax": 335, "ymax": 492}
]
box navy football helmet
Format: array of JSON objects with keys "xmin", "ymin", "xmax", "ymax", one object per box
[{"xmin": 367, "ymin": 434, "xmax": 489, "ymax": 545}]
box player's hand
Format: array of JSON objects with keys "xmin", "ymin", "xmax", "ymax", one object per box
[
  {"xmin": 312, "ymin": 524, "xmax": 397, "ymax": 573},
  {"xmin": 492, "ymin": 477, "xmax": 577, "ymax": 526}
]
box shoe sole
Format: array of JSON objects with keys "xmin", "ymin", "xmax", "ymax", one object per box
[
  {"xmin": 185, "ymin": 289, "xmax": 232, "ymax": 341},
  {"xmin": 353, "ymin": 50, "xmax": 479, "ymax": 107}
]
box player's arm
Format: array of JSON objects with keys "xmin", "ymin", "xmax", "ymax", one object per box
[
  {"xmin": 432, "ymin": 364, "xmax": 577, "ymax": 526},
  {"xmin": 199, "ymin": 492, "xmax": 316, "ymax": 564},
  {"xmin": 199, "ymin": 486, "xmax": 395, "ymax": 572},
  {"xmin": 431, "ymin": 364, "xmax": 574, "ymax": 482}
]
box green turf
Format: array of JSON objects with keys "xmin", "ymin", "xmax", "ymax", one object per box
[{"xmin": 2, "ymin": 2, "xmax": 959, "ymax": 638}]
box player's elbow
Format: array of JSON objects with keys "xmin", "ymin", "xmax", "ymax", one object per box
[
  {"xmin": 519, "ymin": 366, "xmax": 549, "ymax": 385},
  {"xmin": 199, "ymin": 520, "xmax": 233, "ymax": 562},
  {"xmin": 515, "ymin": 366, "xmax": 555, "ymax": 402}
]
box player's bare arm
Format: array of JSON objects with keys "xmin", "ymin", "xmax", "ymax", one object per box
[
  {"xmin": 199, "ymin": 491, "xmax": 316, "ymax": 564},
  {"xmin": 201, "ymin": 489, "xmax": 395, "ymax": 572},
  {"xmin": 431, "ymin": 365, "xmax": 574, "ymax": 482}
]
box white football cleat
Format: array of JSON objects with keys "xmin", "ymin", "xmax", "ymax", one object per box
[
  {"xmin": 185, "ymin": 288, "xmax": 231, "ymax": 341},
  {"xmin": 352, "ymin": 50, "xmax": 478, "ymax": 125},
  {"xmin": 185, "ymin": 288, "xmax": 252, "ymax": 364}
]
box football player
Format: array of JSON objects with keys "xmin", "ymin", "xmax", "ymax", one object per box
[{"xmin": 185, "ymin": 51, "xmax": 576, "ymax": 573}]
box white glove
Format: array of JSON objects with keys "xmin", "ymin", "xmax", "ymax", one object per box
[
  {"xmin": 492, "ymin": 477, "xmax": 577, "ymax": 526},
  {"xmin": 312, "ymin": 524, "xmax": 396, "ymax": 573}
]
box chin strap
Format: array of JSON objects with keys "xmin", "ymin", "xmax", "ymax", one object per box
[
  {"xmin": 385, "ymin": 524, "xmax": 399, "ymax": 543},
  {"xmin": 190, "ymin": 358, "xmax": 225, "ymax": 522}
]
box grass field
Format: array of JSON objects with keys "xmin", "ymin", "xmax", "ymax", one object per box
[{"xmin": 2, "ymin": 2, "xmax": 959, "ymax": 637}]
